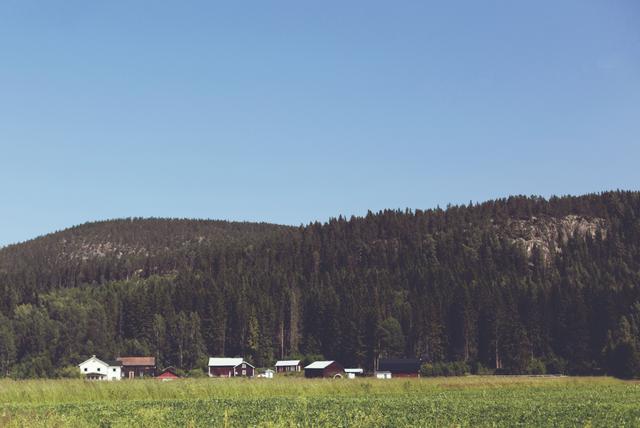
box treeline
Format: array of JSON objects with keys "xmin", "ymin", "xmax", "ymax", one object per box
[{"xmin": 0, "ymin": 191, "xmax": 639, "ymax": 378}]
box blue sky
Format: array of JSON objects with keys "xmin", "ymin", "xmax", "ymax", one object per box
[{"xmin": 1, "ymin": 1, "xmax": 639, "ymax": 247}]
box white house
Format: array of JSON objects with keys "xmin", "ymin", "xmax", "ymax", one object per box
[{"xmin": 78, "ymin": 355, "xmax": 122, "ymax": 381}]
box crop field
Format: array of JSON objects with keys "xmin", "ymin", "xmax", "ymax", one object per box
[{"xmin": 0, "ymin": 376, "xmax": 639, "ymax": 427}]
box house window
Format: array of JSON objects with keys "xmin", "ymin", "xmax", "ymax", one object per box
[
  {"xmin": 84, "ymin": 368, "xmax": 88, "ymax": 372},
  {"xmin": 97, "ymin": 368, "xmax": 100, "ymax": 372},
  {"xmin": 242, "ymin": 364, "xmax": 246, "ymax": 368},
  {"xmin": 242, "ymin": 369, "xmax": 246, "ymax": 376},
  {"xmin": 113, "ymin": 368, "xmax": 116, "ymax": 372}
]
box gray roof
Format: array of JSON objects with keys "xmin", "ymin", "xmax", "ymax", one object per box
[{"xmin": 305, "ymin": 361, "xmax": 335, "ymax": 369}]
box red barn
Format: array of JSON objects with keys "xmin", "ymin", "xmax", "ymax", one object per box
[
  {"xmin": 275, "ymin": 360, "xmax": 302, "ymax": 373},
  {"xmin": 157, "ymin": 367, "xmax": 180, "ymax": 381},
  {"xmin": 208, "ymin": 357, "xmax": 255, "ymax": 377},
  {"xmin": 304, "ymin": 361, "xmax": 345, "ymax": 378}
]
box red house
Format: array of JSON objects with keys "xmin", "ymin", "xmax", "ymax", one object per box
[
  {"xmin": 157, "ymin": 367, "xmax": 180, "ymax": 381},
  {"xmin": 304, "ymin": 361, "xmax": 345, "ymax": 378},
  {"xmin": 208, "ymin": 357, "xmax": 255, "ymax": 377},
  {"xmin": 275, "ymin": 360, "xmax": 302, "ymax": 373}
]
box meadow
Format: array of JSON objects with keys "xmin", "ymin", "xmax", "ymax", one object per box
[{"xmin": 0, "ymin": 376, "xmax": 639, "ymax": 427}]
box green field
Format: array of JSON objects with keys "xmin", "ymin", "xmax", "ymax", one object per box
[{"xmin": 0, "ymin": 377, "xmax": 639, "ymax": 427}]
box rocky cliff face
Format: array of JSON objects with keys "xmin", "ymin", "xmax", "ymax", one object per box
[{"xmin": 506, "ymin": 215, "xmax": 607, "ymax": 260}]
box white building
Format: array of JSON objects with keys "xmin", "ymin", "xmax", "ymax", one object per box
[
  {"xmin": 344, "ymin": 368, "xmax": 364, "ymax": 379},
  {"xmin": 376, "ymin": 371, "xmax": 392, "ymax": 379},
  {"xmin": 78, "ymin": 355, "xmax": 122, "ymax": 381},
  {"xmin": 258, "ymin": 369, "xmax": 275, "ymax": 379}
]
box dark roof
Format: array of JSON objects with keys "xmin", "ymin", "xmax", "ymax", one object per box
[
  {"xmin": 378, "ymin": 358, "xmax": 421, "ymax": 373},
  {"xmin": 105, "ymin": 360, "xmax": 122, "ymax": 366}
]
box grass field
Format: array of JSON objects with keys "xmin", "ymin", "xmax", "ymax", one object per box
[{"xmin": 0, "ymin": 376, "xmax": 639, "ymax": 427}]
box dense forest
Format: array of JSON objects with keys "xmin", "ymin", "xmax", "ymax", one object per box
[{"xmin": 1, "ymin": 191, "xmax": 639, "ymax": 378}]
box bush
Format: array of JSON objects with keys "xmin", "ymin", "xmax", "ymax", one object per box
[
  {"xmin": 545, "ymin": 356, "xmax": 567, "ymax": 375},
  {"xmin": 609, "ymin": 342, "xmax": 640, "ymax": 379},
  {"xmin": 56, "ymin": 365, "xmax": 82, "ymax": 379},
  {"xmin": 472, "ymin": 362, "xmax": 495, "ymax": 375},
  {"xmin": 420, "ymin": 361, "xmax": 470, "ymax": 377},
  {"xmin": 185, "ymin": 368, "xmax": 207, "ymax": 378},
  {"xmin": 526, "ymin": 358, "xmax": 546, "ymax": 375}
]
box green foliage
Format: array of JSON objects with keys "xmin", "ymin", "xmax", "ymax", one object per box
[
  {"xmin": 379, "ymin": 317, "xmax": 405, "ymax": 358},
  {"xmin": 55, "ymin": 365, "xmax": 82, "ymax": 379},
  {"xmin": 472, "ymin": 362, "xmax": 495, "ymax": 375},
  {"xmin": 1, "ymin": 192, "xmax": 640, "ymax": 378},
  {"xmin": 184, "ymin": 368, "xmax": 206, "ymax": 378},
  {"xmin": 526, "ymin": 358, "xmax": 547, "ymax": 375},
  {"xmin": 420, "ymin": 361, "xmax": 470, "ymax": 377},
  {"xmin": 545, "ymin": 355, "xmax": 568, "ymax": 375}
]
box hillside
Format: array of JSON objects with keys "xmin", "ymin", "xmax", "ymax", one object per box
[
  {"xmin": 0, "ymin": 218, "xmax": 293, "ymax": 293},
  {"xmin": 0, "ymin": 191, "xmax": 639, "ymax": 379}
]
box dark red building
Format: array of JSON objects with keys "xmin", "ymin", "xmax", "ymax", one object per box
[
  {"xmin": 275, "ymin": 360, "xmax": 302, "ymax": 373},
  {"xmin": 378, "ymin": 358, "xmax": 421, "ymax": 377},
  {"xmin": 117, "ymin": 356, "xmax": 156, "ymax": 379},
  {"xmin": 304, "ymin": 361, "xmax": 345, "ymax": 378},
  {"xmin": 208, "ymin": 357, "xmax": 255, "ymax": 377}
]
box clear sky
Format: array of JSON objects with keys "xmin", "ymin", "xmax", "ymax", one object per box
[{"xmin": 1, "ymin": 1, "xmax": 639, "ymax": 247}]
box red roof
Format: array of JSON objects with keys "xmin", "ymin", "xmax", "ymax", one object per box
[
  {"xmin": 117, "ymin": 356, "xmax": 156, "ymax": 366},
  {"xmin": 157, "ymin": 368, "xmax": 180, "ymax": 379}
]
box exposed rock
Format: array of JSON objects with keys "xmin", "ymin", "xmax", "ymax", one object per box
[{"xmin": 506, "ymin": 215, "xmax": 607, "ymax": 260}]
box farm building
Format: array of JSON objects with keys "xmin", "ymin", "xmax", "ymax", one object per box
[
  {"xmin": 208, "ymin": 357, "xmax": 255, "ymax": 377},
  {"xmin": 376, "ymin": 371, "xmax": 392, "ymax": 379},
  {"xmin": 344, "ymin": 368, "xmax": 364, "ymax": 379},
  {"xmin": 275, "ymin": 360, "xmax": 302, "ymax": 373},
  {"xmin": 117, "ymin": 356, "xmax": 156, "ymax": 379},
  {"xmin": 78, "ymin": 355, "xmax": 121, "ymax": 381},
  {"xmin": 304, "ymin": 361, "xmax": 345, "ymax": 378},
  {"xmin": 157, "ymin": 367, "xmax": 180, "ymax": 381},
  {"xmin": 377, "ymin": 358, "xmax": 421, "ymax": 377},
  {"xmin": 258, "ymin": 369, "xmax": 274, "ymax": 379}
]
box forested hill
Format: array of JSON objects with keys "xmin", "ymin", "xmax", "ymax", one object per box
[
  {"xmin": 0, "ymin": 218, "xmax": 293, "ymax": 297},
  {"xmin": 1, "ymin": 191, "xmax": 640, "ymax": 379}
]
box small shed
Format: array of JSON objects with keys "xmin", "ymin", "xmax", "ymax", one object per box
[
  {"xmin": 208, "ymin": 357, "xmax": 255, "ymax": 377},
  {"xmin": 275, "ymin": 360, "xmax": 302, "ymax": 373},
  {"xmin": 157, "ymin": 367, "xmax": 180, "ymax": 381},
  {"xmin": 378, "ymin": 358, "xmax": 421, "ymax": 377},
  {"xmin": 258, "ymin": 369, "xmax": 274, "ymax": 379},
  {"xmin": 304, "ymin": 361, "xmax": 345, "ymax": 378},
  {"xmin": 376, "ymin": 371, "xmax": 392, "ymax": 379},
  {"xmin": 344, "ymin": 368, "xmax": 364, "ymax": 379}
]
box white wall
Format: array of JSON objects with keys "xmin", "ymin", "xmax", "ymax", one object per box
[
  {"xmin": 78, "ymin": 356, "xmax": 121, "ymax": 381},
  {"xmin": 108, "ymin": 365, "xmax": 121, "ymax": 380}
]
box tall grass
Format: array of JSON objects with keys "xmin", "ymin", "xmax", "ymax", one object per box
[
  {"xmin": 1, "ymin": 377, "xmax": 639, "ymax": 427},
  {"xmin": 0, "ymin": 376, "xmax": 629, "ymax": 405}
]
